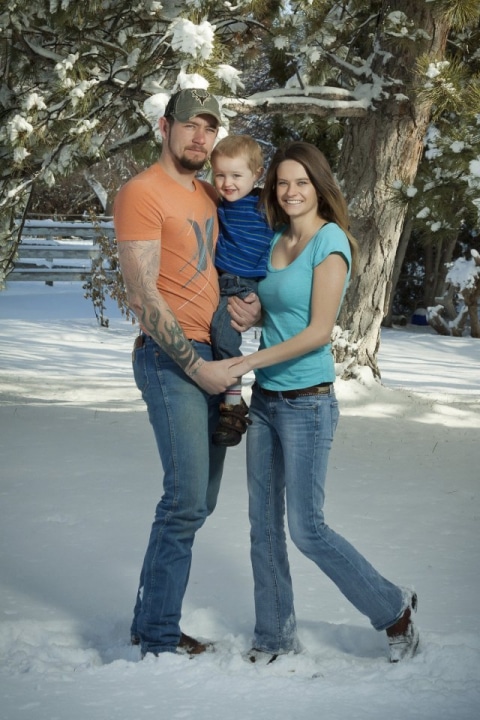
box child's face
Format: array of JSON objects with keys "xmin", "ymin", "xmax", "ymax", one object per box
[{"xmin": 212, "ymin": 154, "xmax": 262, "ymax": 202}]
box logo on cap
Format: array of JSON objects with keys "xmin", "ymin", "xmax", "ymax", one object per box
[{"xmin": 191, "ymin": 89, "xmax": 210, "ymax": 105}]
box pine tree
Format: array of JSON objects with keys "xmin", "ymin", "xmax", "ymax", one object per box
[
  {"xmin": 2, "ymin": 1, "xmax": 479, "ymax": 367},
  {"xmin": 0, "ymin": 0, "xmax": 269, "ymax": 284}
]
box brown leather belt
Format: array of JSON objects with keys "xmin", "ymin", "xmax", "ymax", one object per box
[
  {"xmin": 133, "ymin": 334, "xmax": 197, "ymax": 349},
  {"xmin": 255, "ymin": 382, "xmax": 332, "ymax": 399},
  {"xmin": 134, "ymin": 334, "xmax": 146, "ymax": 349}
]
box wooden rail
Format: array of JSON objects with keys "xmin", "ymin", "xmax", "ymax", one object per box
[{"xmin": 10, "ymin": 218, "xmax": 115, "ymax": 282}]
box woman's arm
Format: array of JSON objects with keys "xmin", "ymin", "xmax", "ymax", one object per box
[{"xmin": 230, "ymin": 253, "xmax": 347, "ymax": 376}]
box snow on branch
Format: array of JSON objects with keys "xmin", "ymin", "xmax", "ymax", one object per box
[
  {"xmin": 224, "ymin": 87, "xmax": 368, "ymax": 118},
  {"xmin": 428, "ymin": 250, "xmax": 480, "ymax": 338},
  {"xmin": 21, "ymin": 38, "xmax": 64, "ymax": 63}
]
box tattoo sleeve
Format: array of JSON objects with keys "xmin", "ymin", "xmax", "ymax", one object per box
[{"xmin": 117, "ymin": 240, "xmax": 203, "ymax": 374}]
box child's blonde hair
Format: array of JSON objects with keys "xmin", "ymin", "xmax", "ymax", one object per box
[{"xmin": 211, "ymin": 134, "xmax": 264, "ymax": 174}]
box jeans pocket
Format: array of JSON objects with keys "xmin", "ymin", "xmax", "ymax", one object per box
[
  {"xmin": 284, "ymin": 397, "xmax": 319, "ymax": 410},
  {"xmin": 132, "ymin": 344, "xmax": 149, "ymax": 394}
]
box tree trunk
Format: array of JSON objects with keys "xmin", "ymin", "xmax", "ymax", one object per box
[
  {"xmin": 383, "ymin": 212, "xmax": 414, "ymax": 327},
  {"xmin": 336, "ymin": 0, "xmax": 451, "ymax": 377},
  {"xmin": 0, "ymin": 188, "xmax": 34, "ymax": 288},
  {"xmin": 423, "ymin": 233, "xmax": 458, "ymax": 310},
  {"xmin": 464, "ymin": 252, "xmax": 480, "ymax": 338}
]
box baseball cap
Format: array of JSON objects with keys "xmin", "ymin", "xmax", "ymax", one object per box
[{"xmin": 164, "ymin": 88, "xmax": 222, "ymax": 125}]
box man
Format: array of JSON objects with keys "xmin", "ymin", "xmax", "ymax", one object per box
[{"xmin": 114, "ymin": 88, "xmax": 259, "ymax": 658}]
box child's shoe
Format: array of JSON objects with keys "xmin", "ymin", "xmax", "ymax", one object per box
[{"xmin": 212, "ymin": 398, "xmax": 251, "ymax": 446}]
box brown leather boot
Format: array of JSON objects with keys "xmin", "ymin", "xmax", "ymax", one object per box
[
  {"xmin": 386, "ymin": 590, "xmax": 419, "ymax": 662},
  {"xmin": 177, "ymin": 632, "xmax": 213, "ymax": 656},
  {"xmin": 212, "ymin": 398, "xmax": 252, "ymax": 446},
  {"xmin": 134, "ymin": 631, "xmax": 213, "ymax": 657}
]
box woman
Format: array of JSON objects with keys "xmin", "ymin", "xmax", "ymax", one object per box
[{"xmin": 230, "ymin": 142, "xmax": 419, "ymax": 664}]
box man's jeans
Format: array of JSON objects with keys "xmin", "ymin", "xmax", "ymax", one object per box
[
  {"xmin": 211, "ymin": 273, "xmax": 259, "ymax": 360},
  {"xmin": 131, "ymin": 335, "xmax": 226, "ymax": 655},
  {"xmin": 247, "ymin": 385, "xmax": 404, "ymax": 654}
]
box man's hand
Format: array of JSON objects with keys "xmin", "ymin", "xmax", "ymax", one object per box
[
  {"xmin": 228, "ymin": 293, "xmax": 261, "ymax": 332},
  {"xmin": 192, "ymin": 358, "xmax": 244, "ymax": 395}
]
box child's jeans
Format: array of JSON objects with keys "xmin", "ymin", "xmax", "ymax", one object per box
[{"xmin": 211, "ymin": 273, "xmax": 260, "ymax": 360}]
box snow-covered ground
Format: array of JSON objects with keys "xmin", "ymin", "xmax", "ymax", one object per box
[{"xmin": 1, "ymin": 282, "xmax": 479, "ymax": 720}]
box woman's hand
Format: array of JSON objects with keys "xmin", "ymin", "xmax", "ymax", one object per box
[{"xmin": 227, "ymin": 355, "xmax": 253, "ymax": 380}]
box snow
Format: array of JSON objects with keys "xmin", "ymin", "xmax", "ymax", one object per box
[
  {"xmin": 169, "ymin": 19, "xmax": 215, "ymax": 60},
  {"xmin": 0, "ymin": 281, "xmax": 479, "ymax": 720},
  {"xmin": 447, "ymin": 255, "xmax": 480, "ymax": 291},
  {"xmin": 469, "ymin": 158, "xmax": 480, "ymax": 183},
  {"xmin": 214, "ymin": 65, "xmax": 244, "ymax": 94},
  {"xmin": 8, "ymin": 115, "xmax": 34, "ymax": 142}
]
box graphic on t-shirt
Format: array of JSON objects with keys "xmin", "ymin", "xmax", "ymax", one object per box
[{"xmin": 181, "ymin": 216, "xmax": 215, "ymax": 287}]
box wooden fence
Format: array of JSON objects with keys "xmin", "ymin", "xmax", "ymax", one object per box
[{"xmin": 10, "ymin": 218, "xmax": 115, "ymax": 282}]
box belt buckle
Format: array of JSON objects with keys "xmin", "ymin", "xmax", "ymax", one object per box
[
  {"xmin": 295, "ymin": 384, "xmax": 330, "ymax": 397},
  {"xmin": 312, "ymin": 384, "xmax": 331, "ymax": 395}
]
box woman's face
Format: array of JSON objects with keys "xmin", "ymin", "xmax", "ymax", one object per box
[{"xmin": 275, "ymin": 160, "xmax": 318, "ymax": 220}]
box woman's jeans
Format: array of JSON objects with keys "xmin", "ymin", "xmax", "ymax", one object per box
[
  {"xmin": 247, "ymin": 385, "xmax": 404, "ymax": 654},
  {"xmin": 211, "ymin": 273, "xmax": 259, "ymax": 360},
  {"xmin": 131, "ymin": 335, "xmax": 226, "ymax": 656}
]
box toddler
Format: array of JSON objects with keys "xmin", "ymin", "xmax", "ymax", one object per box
[{"xmin": 210, "ymin": 135, "xmax": 274, "ymax": 446}]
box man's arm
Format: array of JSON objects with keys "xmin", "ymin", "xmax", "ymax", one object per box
[
  {"xmin": 117, "ymin": 239, "xmax": 205, "ymax": 377},
  {"xmin": 117, "ymin": 240, "xmax": 239, "ymax": 393}
]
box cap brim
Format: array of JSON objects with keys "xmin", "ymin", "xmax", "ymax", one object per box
[{"xmin": 172, "ymin": 111, "xmax": 222, "ymax": 125}]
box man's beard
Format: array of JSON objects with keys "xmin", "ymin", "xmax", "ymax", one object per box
[
  {"xmin": 178, "ymin": 153, "xmax": 207, "ymax": 171},
  {"xmin": 167, "ymin": 135, "xmax": 208, "ymax": 171}
]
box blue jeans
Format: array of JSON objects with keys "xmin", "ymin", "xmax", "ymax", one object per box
[
  {"xmin": 211, "ymin": 273, "xmax": 259, "ymax": 360},
  {"xmin": 131, "ymin": 335, "xmax": 227, "ymax": 655},
  {"xmin": 247, "ymin": 384, "xmax": 404, "ymax": 654}
]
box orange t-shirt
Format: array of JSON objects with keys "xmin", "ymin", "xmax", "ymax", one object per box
[{"xmin": 114, "ymin": 163, "xmax": 219, "ymax": 343}]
